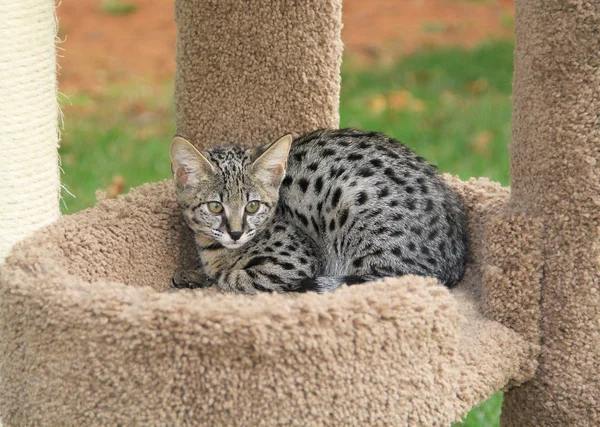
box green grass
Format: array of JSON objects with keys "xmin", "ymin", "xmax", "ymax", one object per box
[
  {"xmin": 59, "ymin": 83, "xmax": 174, "ymax": 212},
  {"xmin": 100, "ymin": 0, "xmax": 138, "ymax": 16},
  {"xmin": 454, "ymin": 393, "xmax": 503, "ymax": 427},
  {"xmin": 340, "ymin": 40, "xmax": 513, "ymax": 185},
  {"xmin": 58, "ymin": 40, "xmax": 514, "ymax": 425}
]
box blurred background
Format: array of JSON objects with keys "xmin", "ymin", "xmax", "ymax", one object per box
[{"xmin": 56, "ymin": 1, "xmax": 514, "ymax": 424}]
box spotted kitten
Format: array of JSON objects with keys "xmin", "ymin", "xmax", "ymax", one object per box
[{"xmin": 170, "ymin": 128, "xmax": 467, "ymax": 294}]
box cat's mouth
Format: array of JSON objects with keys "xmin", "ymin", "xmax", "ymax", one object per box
[
  {"xmin": 219, "ymin": 232, "xmax": 253, "ymax": 249},
  {"xmin": 205, "ymin": 229, "xmax": 256, "ymax": 250}
]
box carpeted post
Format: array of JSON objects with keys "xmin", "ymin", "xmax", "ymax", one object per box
[
  {"xmin": 173, "ymin": 0, "xmax": 343, "ymax": 149},
  {"xmin": 502, "ymin": 0, "xmax": 600, "ymax": 424}
]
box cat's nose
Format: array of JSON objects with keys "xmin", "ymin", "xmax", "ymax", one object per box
[{"xmin": 229, "ymin": 230, "xmax": 243, "ymax": 241}]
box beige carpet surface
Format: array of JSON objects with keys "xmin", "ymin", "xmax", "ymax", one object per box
[{"xmin": 0, "ymin": 177, "xmax": 534, "ymax": 425}]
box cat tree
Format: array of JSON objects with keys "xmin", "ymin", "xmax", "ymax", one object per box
[{"xmin": 0, "ymin": 0, "xmax": 597, "ymax": 425}]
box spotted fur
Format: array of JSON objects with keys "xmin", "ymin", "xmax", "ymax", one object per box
[{"xmin": 170, "ymin": 128, "xmax": 467, "ymax": 294}]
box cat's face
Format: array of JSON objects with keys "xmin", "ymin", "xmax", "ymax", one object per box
[{"xmin": 170, "ymin": 135, "xmax": 292, "ymax": 249}]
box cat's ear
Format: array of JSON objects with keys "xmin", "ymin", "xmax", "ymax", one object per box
[
  {"xmin": 251, "ymin": 134, "xmax": 293, "ymax": 187},
  {"xmin": 170, "ymin": 136, "xmax": 216, "ymax": 188}
]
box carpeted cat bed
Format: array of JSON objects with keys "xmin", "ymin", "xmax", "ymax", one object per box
[
  {"xmin": 1, "ymin": 0, "xmax": 598, "ymax": 425},
  {"xmin": 0, "ymin": 176, "xmax": 535, "ymax": 425}
]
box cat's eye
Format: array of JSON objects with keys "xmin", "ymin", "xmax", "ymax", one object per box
[
  {"xmin": 207, "ymin": 202, "xmax": 223, "ymax": 214},
  {"xmin": 245, "ymin": 201, "xmax": 260, "ymax": 213}
]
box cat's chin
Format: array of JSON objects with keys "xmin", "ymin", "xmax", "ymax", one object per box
[{"xmin": 221, "ymin": 241, "xmax": 248, "ymax": 250}]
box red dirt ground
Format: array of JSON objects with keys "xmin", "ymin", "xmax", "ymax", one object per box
[{"xmin": 56, "ymin": 0, "xmax": 514, "ymax": 93}]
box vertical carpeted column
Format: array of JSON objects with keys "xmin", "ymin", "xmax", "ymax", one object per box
[
  {"xmin": 0, "ymin": 0, "xmax": 60, "ymax": 261},
  {"xmin": 503, "ymin": 1, "xmax": 600, "ymax": 424},
  {"xmin": 173, "ymin": 0, "xmax": 343, "ymax": 149}
]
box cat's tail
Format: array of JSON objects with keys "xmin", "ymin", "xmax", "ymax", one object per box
[{"xmin": 292, "ymin": 275, "xmax": 381, "ymax": 293}]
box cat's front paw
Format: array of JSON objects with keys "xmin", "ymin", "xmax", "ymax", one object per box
[{"xmin": 171, "ymin": 268, "xmax": 211, "ymax": 289}]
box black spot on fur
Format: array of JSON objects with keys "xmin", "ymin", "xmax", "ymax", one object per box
[
  {"xmin": 406, "ymin": 199, "xmax": 416, "ymax": 211},
  {"xmin": 425, "ymin": 198, "xmax": 434, "ymax": 212},
  {"xmin": 384, "ymin": 167, "xmax": 406, "ymax": 186},
  {"xmin": 293, "ymin": 151, "xmax": 306, "ymax": 162},
  {"xmin": 311, "ymin": 216, "xmax": 320, "ymax": 233},
  {"xmin": 370, "ymin": 158, "xmax": 383, "ymax": 168},
  {"xmin": 314, "ymin": 177, "xmax": 324, "ymax": 194},
  {"xmin": 348, "ymin": 153, "xmax": 363, "ymax": 161},
  {"xmin": 331, "ymin": 188, "xmax": 342, "ymax": 208},
  {"xmin": 295, "ymin": 210, "xmax": 309, "ymax": 227},
  {"xmin": 410, "ymin": 226, "xmax": 423, "ymax": 236},
  {"xmin": 406, "ymin": 186, "xmax": 415, "ymax": 194},
  {"xmin": 339, "ymin": 208, "xmax": 349, "ymax": 227},
  {"xmin": 356, "ymin": 191, "xmax": 368, "ymax": 205},
  {"xmin": 322, "ymin": 148, "xmax": 336, "ymax": 157},
  {"xmin": 317, "ymin": 201, "xmax": 324, "ymax": 214},
  {"xmin": 428, "ymin": 229, "xmax": 439, "ymax": 241},
  {"xmin": 281, "ymin": 176, "xmax": 293, "ymax": 187},
  {"xmin": 329, "ymin": 166, "xmax": 346, "ymax": 179},
  {"xmin": 439, "ymin": 241, "xmax": 447, "ymax": 256},
  {"xmin": 378, "ymin": 187, "xmax": 390, "ymax": 198},
  {"xmin": 297, "ymin": 178, "xmax": 309, "ymax": 193},
  {"xmin": 308, "ymin": 162, "xmax": 319, "ymax": 172},
  {"xmin": 408, "ymin": 242, "xmax": 416, "ymax": 251},
  {"xmin": 329, "ymin": 218, "xmax": 336, "ymax": 231},
  {"xmin": 358, "ymin": 167, "xmax": 374, "ymax": 178}
]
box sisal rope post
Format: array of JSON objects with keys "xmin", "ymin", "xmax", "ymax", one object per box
[{"xmin": 0, "ymin": 0, "xmax": 60, "ymax": 261}]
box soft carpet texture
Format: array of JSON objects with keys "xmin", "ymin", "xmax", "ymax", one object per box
[
  {"xmin": 3, "ymin": 0, "xmax": 596, "ymax": 424},
  {"xmin": 500, "ymin": 0, "xmax": 600, "ymax": 424},
  {"xmin": 174, "ymin": 0, "xmax": 343, "ymax": 149},
  {"xmin": 0, "ymin": 177, "xmax": 534, "ymax": 426}
]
